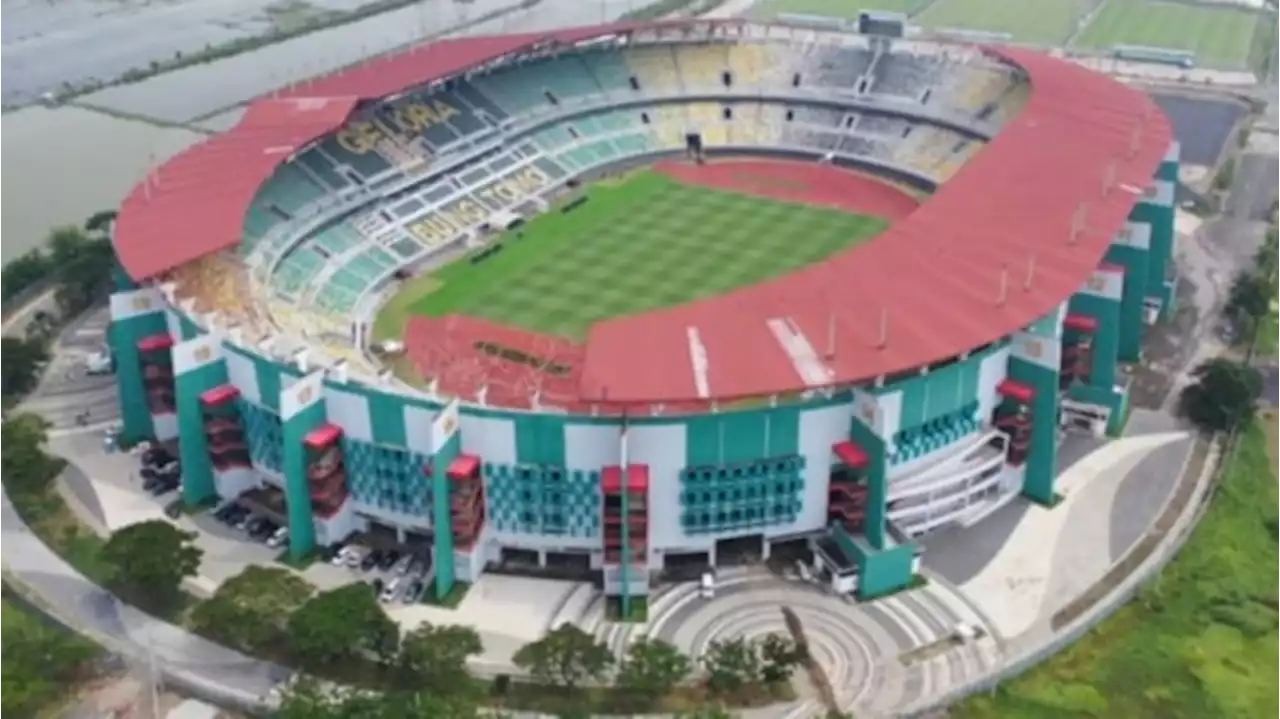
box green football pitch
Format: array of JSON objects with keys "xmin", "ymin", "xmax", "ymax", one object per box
[{"xmin": 387, "ymin": 170, "xmax": 888, "ymax": 340}]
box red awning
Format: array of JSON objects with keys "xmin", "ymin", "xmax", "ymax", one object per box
[
  {"xmin": 626, "ymin": 464, "xmax": 650, "ymax": 493},
  {"xmin": 1064, "ymin": 313, "xmax": 1099, "ymax": 333},
  {"xmin": 199, "ymin": 384, "xmax": 241, "ymax": 406},
  {"xmin": 832, "ymin": 441, "xmax": 869, "ymax": 469},
  {"xmin": 136, "ymin": 333, "xmax": 174, "ymax": 352},
  {"xmin": 304, "ymin": 423, "xmax": 343, "ymax": 449},
  {"xmin": 997, "ymin": 378, "xmax": 1036, "ymax": 404},
  {"xmin": 447, "ymin": 453, "xmax": 481, "ymax": 480},
  {"xmin": 601, "ymin": 466, "xmax": 624, "ymax": 493}
]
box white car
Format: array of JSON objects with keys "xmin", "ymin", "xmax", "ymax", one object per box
[
  {"xmin": 699, "ymin": 572, "xmax": 716, "ymax": 599},
  {"xmin": 345, "ymin": 547, "xmax": 368, "ymax": 568},
  {"xmin": 380, "ymin": 578, "xmax": 403, "ymax": 603},
  {"xmin": 330, "ymin": 546, "xmax": 352, "ymax": 566},
  {"xmin": 265, "ymin": 527, "xmax": 289, "ymax": 549}
]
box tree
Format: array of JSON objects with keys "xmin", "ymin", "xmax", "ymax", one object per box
[
  {"xmin": 1225, "ymin": 269, "xmax": 1272, "ymax": 331},
  {"xmin": 101, "ymin": 520, "xmax": 203, "ymax": 613},
  {"xmin": 701, "ymin": 637, "xmax": 761, "ymax": 696},
  {"xmin": 271, "ymin": 677, "xmax": 482, "ymax": 719},
  {"xmin": 1, "ymin": 336, "xmax": 49, "ymax": 400},
  {"xmin": 512, "ymin": 623, "xmax": 613, "ymax": 691},
  {"xmin": 616, "ymin": 636, "xmax": 691, "ymax": 705},
  {"xmin": 84, "ymin": 210, "xmax": 118, "ymax": 237},
  {"xmin": 287, "ymin": 583, "xmax": 399, "ymax": 669},
  {"xmin": 44, "ymin": 226, "xmax": 114, "ymax": 316},
  {"xmin": 0, "ymin": 413, "xmax": 59, "ymax": 496},
  {"xmin": 2, "ymin": 599, "xmax": 101, "ymax": 716},
  {"xmin": 189, "ymin": 566, "xmax": 313, "ymax": 654},
  {"xmin": 1179, "ymin": 358, "xmax": 1263, "ymax": 433},
  {"xmin": 394, "ymin": 622, "xmax": 483, "ymax": 694},
  {"xmin": 0, "ymin": 249, "xmax": 51, "ymax": 303},
  {"xmin": 758, "ymin": 634, "xmax": 803, "ymax": 683}
]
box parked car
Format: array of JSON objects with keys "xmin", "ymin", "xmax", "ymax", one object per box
[
  {"xmin": 163, "ymin": 499, "xmax": 183, "ymax": 519},
  {"xmin": 265, "ymin": 527, "xmax": 289, "ymax": 549},
  {"xmin": 360, "ymin": 551, "xmax": 381, "ymax": 572},
  {"xmin": 331, "ymin": 545, "xmax": 354, "ymax": 566},
  {"xmin": 142, "ymin": 446, "xmax": 173, "ymax": 466},
  {"xmin": 251, "ymin": 521, "xmax": 279, "ymax": 542},
  {"xmin": 392, "ymin": 554, "xmax": 414, "ymax": 576},
  {"xmin": 377, "ymin": 550, "xmax": 399, "ymax": 571},
  {"xmin": 380, "ymin": 578, "xmax": 403, "ymax": 603},
  {"xmin": 370, "ymin": 577, "xmax": 385, "ymax": 595},
  {"xmin": 402, "ymin": 580, "xmax": 425, "ymax": 604},
  {"xmin": 345, "ymin": 547, "xmax": 367, "ymax": 568}
]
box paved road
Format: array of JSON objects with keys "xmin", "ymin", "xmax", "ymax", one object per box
[{"xmin": 1, "ymin": 486, "xmax": 293, "ymax": 706}]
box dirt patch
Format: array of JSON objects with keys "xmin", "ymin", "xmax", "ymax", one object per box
[
  {"xmin": 1050, "ymin": 436, "xmax": 1211, "ymax": 631},
  {"xmin": 653, "ymin": 158, "xmax": 920, "ymax": 221}
]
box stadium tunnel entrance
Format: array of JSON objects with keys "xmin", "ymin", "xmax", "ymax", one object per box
[{"xmin": 493, "ymin": 547, "xmax": 595, "ymax": 582}]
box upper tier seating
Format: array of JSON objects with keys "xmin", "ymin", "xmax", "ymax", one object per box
[
  {"xmin": 232, "ymin": 39, "xmax": 1011, "ymax": 360},
  {"xmin": 802, "ymin": 44, "xmax": 874, "ymax": 91},
  {"xmin": 871, "ymin": 52, "xmax": 944, "ymax": 100},
  {"xmin": 673, "ymin": 43, "xmax": 729, "ymax": 91},
  {"xmin": 624, "ymin": 46, "xmax": 683, "ymax": 95},
  {"xmin": 472, "ymin": 55, "xmax": 602, "ymax": 117}
]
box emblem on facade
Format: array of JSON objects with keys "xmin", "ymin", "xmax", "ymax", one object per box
[
  {"xmin": 132, "ymin": 296, "xmax": 152, "ymax": 311},
  {"xmin": 193, "ymin": 345, "xmax": 213, "ymax": 364}
]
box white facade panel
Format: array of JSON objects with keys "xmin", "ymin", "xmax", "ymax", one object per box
[
  {"xmin": 402, "ymin": 404, "xmax": 437, "ymax": 454},
  {"xmin": 172, "ymin": 334, "xmax": 221, "ymax": 376},
  {"xmin": 153, "ymin": 412, "xmax": 178, "ymax": 441},
  {"xmin": 281, "ymin": 371, "xmax": 325, "ymax": 420},
  {"xmin": 165, "ymin": 310, "xmax": 184, "ymax": 342},
  {"xmin": 223, "ymin": 349, "xmax": 260, "ymax": 404},
  {"xmin": 323, "ymin": 387, "xmax": 373, "ymax": 443},
  {"xmin": 787, "ymin": 402, "xmax": 853, "ymax": 536},
  {"xmin": 213, "ymin": 467, "xmax": 260, "ymax": 501},
  {"xmin": 565, "ymin": 423, "xmax": 621, "ymax": 471},
  {"xmin": 976, "ymin": 344, "xmax": 1010, "ymax": 421},
  {"xmin": 1011, "ymin": 330, "xmax": 1061, "ymax": 373},
  {"xmin": 877, "ymin": 388, "xmax": 903, "ymax": 441},
  {"xmin": 630, "ymin": 422, "xmax": 693, "ymax": 558},
  {"xmin": 109, "ymin": 287, "xmax": 164, "ymax": 322},
  {"xmin": 460, "ymin": 413, "xmax": 516, "ymax": 465}
]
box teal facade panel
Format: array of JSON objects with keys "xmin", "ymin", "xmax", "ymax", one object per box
[
  {"xmin": 175, "ymin": 360, "xmax": 228, "ymax": 505},
  {"xmin": 1007, "ymin": 356, "xmax": 1060, "ymax": 504},
  {"xmin": 282, "ymin": 401, "xmax": 326, "ymax": 559},
  {"xmin": 431, "ymin": 432, "xmax": 461, "ymax": 599},
  {"xmin": 368, "ymin": 390, "xmax": 407, "ymax": 446},
  {"xmin": 1104, "ymin": 243, "xmax": 1150, "ymax": 361},
  {"xmin": 111, "ymin": 312, "xmax": 169, "ymax": 443}
]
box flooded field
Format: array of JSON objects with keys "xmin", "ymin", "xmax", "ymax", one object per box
[
  {"xmin": 0, "ymin": 106, "xmax": 205, "ymax": 263},
  {"xmin": 78, "ymin": 0, "xmax": 639, "ymax": 124},
  {"xmin": 1, "ymin": 0, "xmax": 375, "ymax": 105},
  {"xmin": 1, "ymin": 0, "xmax": 642, "ymax": 262}
]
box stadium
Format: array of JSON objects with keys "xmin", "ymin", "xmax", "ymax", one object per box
[{"xmin": 107, "ymin": 18, "xmax": 1177, "ymax": 609}]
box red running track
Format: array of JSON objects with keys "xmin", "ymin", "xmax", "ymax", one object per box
[{"xmin": 654, "ymin": 159, "xmax": 920, "ymax": 221}]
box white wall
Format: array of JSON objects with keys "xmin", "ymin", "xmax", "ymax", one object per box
[
  {"xmin": 630, "ymin": 422, "xmax": 694, "ymax": 560},
  {"xmin": 153, "ymin": 412, "xmax": 178, "ymax": 441},
  {"xmin": 785, "ymin": 401, "xmax": 852, "ymax": 537},
  {"xmin": 976, "ymin": 345, "xmax": 1011, "ymax": 421},
  {"xmin": 402, "ymin": 404, "xmax": 437, "ymax": 454},
  {"xmin": 213, "ymin": 467, "xmax": 259, "ymax": 501},
  {"xmin": 223, "ymin": 349, "xmax": 260, "ymax": 405},
  {"xmin": 324, "ymin": 386, "xmax": 373, "ymax": 442},
  {"xmin": 565, "ymin": 423, "xmax": 621, "ymax": 470},
  {"xmin": 461, "ymin": 414, "xmax": 516, "ymax": 464}
]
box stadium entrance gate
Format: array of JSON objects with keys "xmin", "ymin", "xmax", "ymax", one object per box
[{"xmin": 1060, "ymin": 399, "xmax": 1110, "ymax": 437}]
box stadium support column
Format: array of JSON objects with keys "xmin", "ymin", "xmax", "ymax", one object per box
[
  {"xmin": 280, "ymin": 371, "xmax": 327, "ymax": 560},
  {"xmin": 1146, "ymin": 143, "xmax": 1180, "ymax": 319},
  {"xmin": 1105, "ymin": 222, "xmax": 1153, "ymax": 362},
  {"xmin": 1067, "ymin": 265, "xmax": 1127, "ymax": 435},
  {"xmin": 841, "ymin": 391, "xmax": 914, "ymax": 600},
  {"xmin": 172, "ymin": 334, "xmax": 227, "ymax": 506},
  {"xmin": 1008, "ymin": 307, "xmax": 1064, "ymax": 505},
  {"xmin": 108, "ymin": 288, "xmax": 169, "ymax": 444},
  {"xmin": 428, "ymin": 400, "xmax": 462, "ymax": 601}
]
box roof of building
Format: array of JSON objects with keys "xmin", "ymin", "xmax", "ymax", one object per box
[{"xmin": 113, "ymin": 22, "xmax": 1171, "ymax": 409}]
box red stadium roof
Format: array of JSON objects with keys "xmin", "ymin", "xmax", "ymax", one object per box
[{"xmin": 114, "ymin": 23, "xmax": 1172, "ymax": 408}]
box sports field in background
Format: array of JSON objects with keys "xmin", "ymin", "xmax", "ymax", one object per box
[
  {"xmin": 917, "ymin": 0, "xmax": 1091, "ymax": 45},
  {"xmin": 1075, "ymin": 0, "xmax": 1264, "ymax": 66},
  {"xmin": 384, "ymin": 170, "xmax": 888, "ymax": 340},
  {"xmin": 750, "ymin": 0, "xmax": 933, "ymax": 20},
  {"xmin": 756, "ymin": 0, "xmax": 1271, "ymax": 68}
]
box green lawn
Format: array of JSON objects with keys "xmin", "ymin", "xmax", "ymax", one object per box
[
  {"xmin": 953, "ymin": 417, "xmax": 1279, "ymax": 719},
  {"xmin": 1074, "ymin": 0, "xmax": 1265, "ymax": 67},
  {"xmin": 751, "ymin": 0, "xmax": 933, "ymax": 21},
  {"xmin": 402, "ymin": 171, "xmax": 887, "ymax": 339},
  {"xmin": 918, "ymin": 0, "xmax": 1092, "ymax": 45}
]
